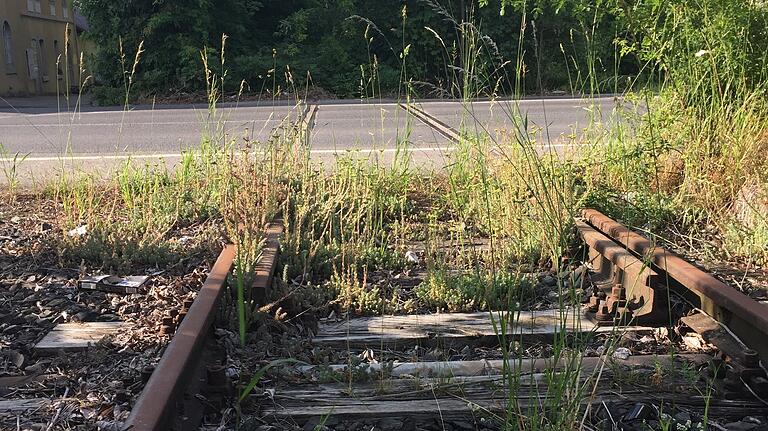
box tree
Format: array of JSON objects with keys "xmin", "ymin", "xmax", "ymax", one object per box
[
  {"xmin": 76, "ymin": 0, "xmax": 630, "ymax": 99},
  {"xmin": 77, "ymin": 0, "xmax": 262, "ymax": 93}
]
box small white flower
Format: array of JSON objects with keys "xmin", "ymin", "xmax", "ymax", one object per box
[{"xmin": 695, "ymin": 49, "xmax": 710, "ymax": 57}]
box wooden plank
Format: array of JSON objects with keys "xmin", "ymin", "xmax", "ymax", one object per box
[
  {"xmin": 297, "ymin": 354, "xmax": 710, "ymax": 378},
  {"xmin": 264, "ymin": 384, "xmax": 755, "ymax": 422},
  {"xmin": 34, "ymin": 321, "xmax": 127, "ymax": 352},
  {"xmin": 0, "ymin": 373, "xmax": 69, "ymax": 388},
  {"xmin": 263, "ymin": 354, "xmax": 714, "ymax": 423},
  {"xmin": 262, "ymin": 393, "xmax": 767, "ymax": 422},
  {"xmin": 0, "ymin": 398, "xmax": 51, "ymax": 415},
  {"xmin": 313, "ymin": 308, "xmax": 653, "ymax": 348},
  {"xmin": 264, "ymin": 397, "xmax": 505, "ymax": 420}
]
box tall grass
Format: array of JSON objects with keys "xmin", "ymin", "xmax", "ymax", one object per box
[
  {"xmin": 583, "ymin": 0, "xmax": 768, "ymax": 265},
  {"xmin": 394, "ymin": 4, "xmax": 603, "ymax": 428}
]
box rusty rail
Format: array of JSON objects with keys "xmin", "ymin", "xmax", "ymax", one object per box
[
  {"xmin": 124, "ymin": 245, "xmax": 236, "ymax": 431},
  {"xmin": 124, "ymin": 218, "xmax": 285, "ymax": 430},
  {"xmin": 582, "ymin": 208, "xmax": 768, "ymax": 365}
]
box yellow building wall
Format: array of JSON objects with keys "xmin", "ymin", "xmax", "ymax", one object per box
[{"xmin": 0, "ymin": 0, "xmax": 81, "ymax": 96}]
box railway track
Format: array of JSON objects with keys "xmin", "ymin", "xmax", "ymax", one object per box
[
  {"xmin": 124, "ymin": 222, "xmax": 285, "ymax": 430},
  {"xmin": 117, "ymin": 209, "xmax": 766, "ymax": 430},
  {"xmin": 249, "ymin": 211, "xmax": 767, "ymax": 430}
]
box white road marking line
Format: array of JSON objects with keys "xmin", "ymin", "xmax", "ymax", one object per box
[
  {"xmin": 300, "ymin": 98, "xmax": 615, "ymax": 110},
  {"xmin": 0, "ymin": 106, "xmax": 298, "ymax": 118},
  {"xmin": 9, "ymin": 153, "xmax": 190, "ymax": 162},
  {"xmin": 2, "ymin": 143, "xmax": 581, "ymax": 163},
  {"xmin": 0, "ymin": 120, "xmax": 289, "ymax": 127}
]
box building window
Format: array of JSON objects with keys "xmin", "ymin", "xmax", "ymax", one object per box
[
  {"xmin": 65, "ymin": 42, "xmax": 73, "ymax": 82},
  {"xmin": 62, "ymin": 0, "xmax": 69, "ymax": 19},
  {"xmin": 27, "ymin": 0, "xmax": 43, "ymax": 13},
  {"xmin": 28, "ymin": 40, "xmax": 40, "ymax": 79},
  {"xmin": 50, "ymin": 0, "xmax": 56, "ymax": 16},
  {"xmin": 2, "ymin": 22, "xmax": 13, "ymax": 73}
]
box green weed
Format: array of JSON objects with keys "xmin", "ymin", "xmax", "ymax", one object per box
[
  {"xmin": 415, "ymin": 269, "xmax": 533, "ymax": 312},
  {"xmin": 0, "ymin": 144, "xmax": 30, "ymax": 197}
]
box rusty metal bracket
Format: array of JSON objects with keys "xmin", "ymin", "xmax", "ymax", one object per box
[
  {"xmin": 682, "ymin": 313, "xmax": 768, "ymax": 399},
  {"xmin": 577, "ymin": 220, "xmax": 669, "ymax": 325}
]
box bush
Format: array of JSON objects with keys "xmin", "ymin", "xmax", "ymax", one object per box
[{"xmin": 90, "ymin": 85, "xmax": 128, "ymax": 106}]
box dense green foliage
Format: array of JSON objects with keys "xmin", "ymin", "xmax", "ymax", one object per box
[
  {"xmin": 77, "ymin": 0, "xmax": 262, "ymax": 91},
  {"xmin": 76, "ymin": 0, "xmax": 768, "ymax": 106},
  {"xmin": 76, "ymin": 0, "xmax": 631, "ymax": 99}
]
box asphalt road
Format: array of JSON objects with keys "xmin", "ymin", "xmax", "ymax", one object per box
[
  {"xmin": 311, "ymin": 102, "xmax": 450, "ymax": 150},
  {"xmin": 0, "ymin": 96, "xmax": 623, "ymax": 155},
  {"xmin": 0, "ymin": 103, "xmax": 300, "ymax": 156},
  {"xmin": 415, "ymin": 98, "xmax": 614, "ymax": 143},
  {"xmin": 0, "ymin": 96, "xmax": 625, "ymax": 183}
]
